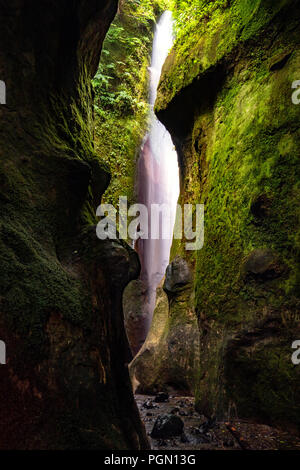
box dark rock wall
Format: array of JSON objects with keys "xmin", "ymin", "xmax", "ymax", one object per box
[
  {"xmin": 123, "ymin": 279, "xmax": 149, "ymax": 356},
  {"xmin": 0, "ymin": 0, "xmax": 148, "ymax": 449},
  {"xmin": 156, "ymin": 0, "xmax": 300, "ymax": 430}
]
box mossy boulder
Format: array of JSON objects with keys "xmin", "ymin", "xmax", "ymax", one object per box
[{"xmin": 163, "ymin": 255, "xmax": 193, "ymax": 294}]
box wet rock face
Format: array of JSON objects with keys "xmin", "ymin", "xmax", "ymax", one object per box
[
  {"xmin": 123, "ymin": 279, "xmax": 149, "ymax": 356},
  {"xmin": 130, "ymin": 274, "xmax": 199, "ymax": 395},
  {"xmin": 124, "ymin": 257, "xmax": 194, "ymax": 360},
  {"xmin": 0, "ymin": 1, "xmax": 149, "ymax": 450},
  {"xmin": 163, "ymin": 256, "xmax": 192, "ymax": 295},
  {"xmin": 156, "ymin": 0, "xmax": 300, "ymax": 429}
]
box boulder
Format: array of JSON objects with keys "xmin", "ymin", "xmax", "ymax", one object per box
[
  {"xmin": 151, "ymin": 414, "xmax": 184, "ymax": 439},
  {"xmin": 163, "ymin": 256, "xmax": 192, "ymax": 294}
]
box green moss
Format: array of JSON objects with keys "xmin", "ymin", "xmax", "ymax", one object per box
[
  {"xmin": 159, "ymin": 0, "xmax": 300, "ymax": 427},
  {"xmin": 156, "ymin": 0, "xmax": 295, "ymax": 113},
  {"xmin": 225, "ymin": 341, "xmax": 300, "ymax": 426},
  {"xmin": 194, "ymin": 44, "xmax": 300, "ymax": 324},
  {"xmin": 0, "ymin": 62, "xmax": 100, "ymax": 358},
  {"xmin": 0, "ymin": 206, "xmax": 93, "ymax": 359},
  {"xmin": 93, "ymin": 0, "xmax": 168, "ymax": 208}
]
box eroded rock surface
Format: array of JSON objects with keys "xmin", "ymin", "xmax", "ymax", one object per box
[
  {"xmin": 0, "ymin": 0, "xmax": 148, "ymax": 450},
  {"xmin": 130, "ymin": 262, "xmax": 199, "ymax": 395},
  {"xmin": 123, "ymin": 279, "xmax": 149, "ymax": 356},
  {"xmin": 163, "ymin": 256, "xmax": 192, "ymax": 294},
  {"xmin": 156, "ymin": 0, "xmax": 300, "ymax": 429}
]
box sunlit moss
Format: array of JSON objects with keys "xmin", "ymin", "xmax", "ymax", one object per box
[
  {"xmin": 157, "ymin": 0, "xmax": 300, "ymax": 428},
  {"xmin": 93, "ymin": 0, "xmax": 167, "ymax": 208}
]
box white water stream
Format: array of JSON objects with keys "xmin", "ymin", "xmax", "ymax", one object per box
[{"xmin": 136, "ymin": 11, "xmax": 180, "ymax": 336}]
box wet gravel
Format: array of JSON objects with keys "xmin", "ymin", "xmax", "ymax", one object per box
[{"xmin": 136, "ymin": 394, "xmax": 300, "ymax": 451}]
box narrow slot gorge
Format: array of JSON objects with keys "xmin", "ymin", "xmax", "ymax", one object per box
[{"xmin": 0, "ymin": 0, "xmax": 299, "ymax": 451}]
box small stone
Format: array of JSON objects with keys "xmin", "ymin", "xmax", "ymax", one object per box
[
  {"xmin": 142, "ymin": 399, "xmax": 156, "ymax": 409},
  {"xmin": 177, "ymin": 400, "xmax": 186, "ymax": 408},
  {"xmin": 191, "ymin": 426, "xmax": 201, "ymax": 435},
  {"xmin": 157, "ymin": 439, "xmax": 168, "ymax": 447}
]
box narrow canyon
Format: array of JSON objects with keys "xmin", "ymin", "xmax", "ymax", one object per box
[{"xmin": 0, "ymin": 0, "xmax": 299, "ymax": 450}]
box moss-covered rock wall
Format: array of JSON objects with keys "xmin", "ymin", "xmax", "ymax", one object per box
[
  {"xmin": 0, "ymin": 0, "xmax": 149, "ymax": 449},
  {"xmin": 156, "ymin": 0, "xmax": 300, "ymax": 430},
  {"xmin": 130, "ymin": 258, "xmax": 200, "ymax": 394},
  {"xmin": 93, "ymin": 0, "xmax": 166, "ymax": 208}
]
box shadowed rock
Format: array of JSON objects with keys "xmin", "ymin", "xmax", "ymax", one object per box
[
  {"xmin": 0, "ymin": 0, "xmax": 149, "ymax": 450},
  {"xmin": 151, "ymin": 414, "xmax": 184, "ymax": 438},
  {"xmin": 130, "ymin": 272, "xmax": 199, "ymax": 395},
  {"xmin": 163, "ymin": 256, "xmax": 192, "ymax": 294},
  {"xmin": 123, "ymin": 279, "xmax": 149, "ymax": 356}
]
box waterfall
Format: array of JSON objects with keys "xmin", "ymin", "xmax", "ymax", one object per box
[{"xmin": 136, "ymin": 11, "xmax": 180, "ymax": 337}]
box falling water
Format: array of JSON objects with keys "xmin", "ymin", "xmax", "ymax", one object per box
[{"xmin": 136, "ymin": 11, "xmax": 180, "ymax": 337}]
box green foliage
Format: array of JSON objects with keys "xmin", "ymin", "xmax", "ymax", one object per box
[
  {"xmin": 93, "ymin": 0, "xmax": 169, "ymax": 207},
  {"xmin": 171, "ymin": 0, "xmax": 229, "ymax": 39}
]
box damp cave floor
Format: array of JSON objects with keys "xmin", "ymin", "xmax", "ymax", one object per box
[{"xmin": 135, "ymin": 394, "xmax": 300, "ymax": 451}]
